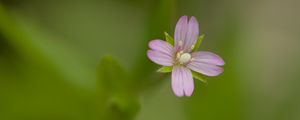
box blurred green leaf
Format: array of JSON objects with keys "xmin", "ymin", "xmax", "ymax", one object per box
[
  {"xmin": 164, "ymin": 32, "xmax": 174, "ymax": 45},
  {"xmin": 97, "ymin": 56, "xmax": 139, "ymax": 120},
  {"xmin": 191, "ymin": 71, "xmax": 207, "ymax": 84},
  {"xmin": 98, "ymin": 56, "xmax": 127, "ymax": 92},
  {"xmin": 157, "ymin": 66, "xmax": 172, "ymax": 73},
  {"xmin": 109, "ymin": 93, "xmax": 140, "ymax": 120},
  {"xmin": 192, "ymin": 34, "xmax": 205, "ymax": 52}
]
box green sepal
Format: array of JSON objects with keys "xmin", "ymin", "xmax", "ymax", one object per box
[
  {"xmin": 164, "ymin": 32, "xmax": 174, "ymax": 45},
  {"xmin": 157, "ymin": 66, "xmax": 172, "ymax": 73},
  {"xmin": 192, "ymin": 34, "xmax": 205, "ymax": 52},
  {"xmin": 191, "ymin": 71, "xmax": 207, "ymax": 84}
]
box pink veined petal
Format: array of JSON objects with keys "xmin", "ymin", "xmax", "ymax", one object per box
[
  {"xmin": 147, "ymin": 50, "xmax": 173, "ymax": 66},
  {"xmin": 172, "ymin": 66, "xmax": 194, "ymax": 97},
  {"xmin": 149, "ymin": 39, "xmax": 174, "ymax": 55},
  {"xmin": 184, "ymin": 16, "xmax": 199, "ymax": 52},
  {"xmin": 187, "ymin": 61, "xmax": 224, "ymax": 76},
  {"xmin": 171, "ymin": 66, "xmax": 184, "ymax": 97},
  {"xmin": 174, "ymin": 16, "xmax": 188, "ymax": 49},
  {"xmin": 181, "ymin": 67, "xmax": 194, "ymax": 96},
  {"xmin": 192, "ymin": 51, "xmax": 225, "ymax": 66}
]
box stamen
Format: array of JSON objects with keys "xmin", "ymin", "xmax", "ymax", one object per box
[
  {"xmin": 176, "ymin": 51, "xmax": 184, "ymax": 59},
  {"xmin": 176, "ymin": 53, "xmax": 181, "ymax": 59}
]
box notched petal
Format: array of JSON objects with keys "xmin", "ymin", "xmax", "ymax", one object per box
[
  {"xmin": 184, "ymin": 16, "xmax": 199, "ymax": 51},
  {"xmin": 149, "ymin": 39, "xmax": 174, "ymax": 55},
  {"xmin": 187, "ymin": 62, "xmax": 224, "ymax": 76},
  {"xmin": 192, "ymin": 51, "xmax": 225, "ymax": 66},
  {"xmin": 147, "ymin": 50, "xmax": 173, "ymax": 66},
  {"xmin": 171, "ymin": 66, "xmax": 194, "ymax": 97},
  {"xmin": 171, "ymin": 66, "xmax": 184, "ymax": 97},
  {"xmin": 174, "ymin": 16, "xmax": 188, "ymax": 45}
]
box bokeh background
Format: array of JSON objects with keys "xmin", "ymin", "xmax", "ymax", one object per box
[{"xmin": 1, "ymin": 0, "xmax": 300, "ymax": 120}]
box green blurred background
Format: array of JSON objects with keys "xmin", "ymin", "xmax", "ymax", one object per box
[{"xmin": 0, "ymin": 0, "xmax": 300, "ymax": 120}]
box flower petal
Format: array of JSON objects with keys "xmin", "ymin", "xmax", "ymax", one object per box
[
  {"xmin": 184, "ymin": 16, "xmax": 199, "ymax": 51},
  {"xmin": 172, "ymin": 66, "xmax": 194, "ymax": 97},
  {"xmin": 147, "ymin": 50, "xmax": 173, "ymax": 66},
  {"xmin": 182, "ymin": 67, "xmax": 194, "ymax": 96},
  {"xmin": 192, "ymin": 51, "xmax": 225, "ymax": 66},
  {"xmin": 171, "ymin": 66, "xmax": 184, "ymax": 97},
  {"xmin": 149, "ymin": 39, "xmax": 174, "ymax": 55},
  {"xmin": 187, "ymin": 61, "xmax": 224, "ymax": 76},
  {"xmin": 174, "ymin": 16, "xmax": 188, "ymax": 48}
]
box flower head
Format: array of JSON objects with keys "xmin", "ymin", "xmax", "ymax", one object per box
[{"xmin": 147, "ymin": 16, "xmax": 224, "ymax": 97}]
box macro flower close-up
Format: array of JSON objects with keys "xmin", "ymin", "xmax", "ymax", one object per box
[
  {"xmin": 147, "ymin": 16, "xmax": 225, "ymax": 97},
  {"xmin": 1, "ymin": 0, "xmax": 299, "ymax": 120}
]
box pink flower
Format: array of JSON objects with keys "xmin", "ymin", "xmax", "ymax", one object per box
[{"xmin": 147, "ymin": 16, "xmax": 225, "ymax": 97}]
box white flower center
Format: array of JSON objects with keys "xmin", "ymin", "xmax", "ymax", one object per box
[{"xmin": 177, "ymin": 52, "xmax": 192, "ymax": 64}]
